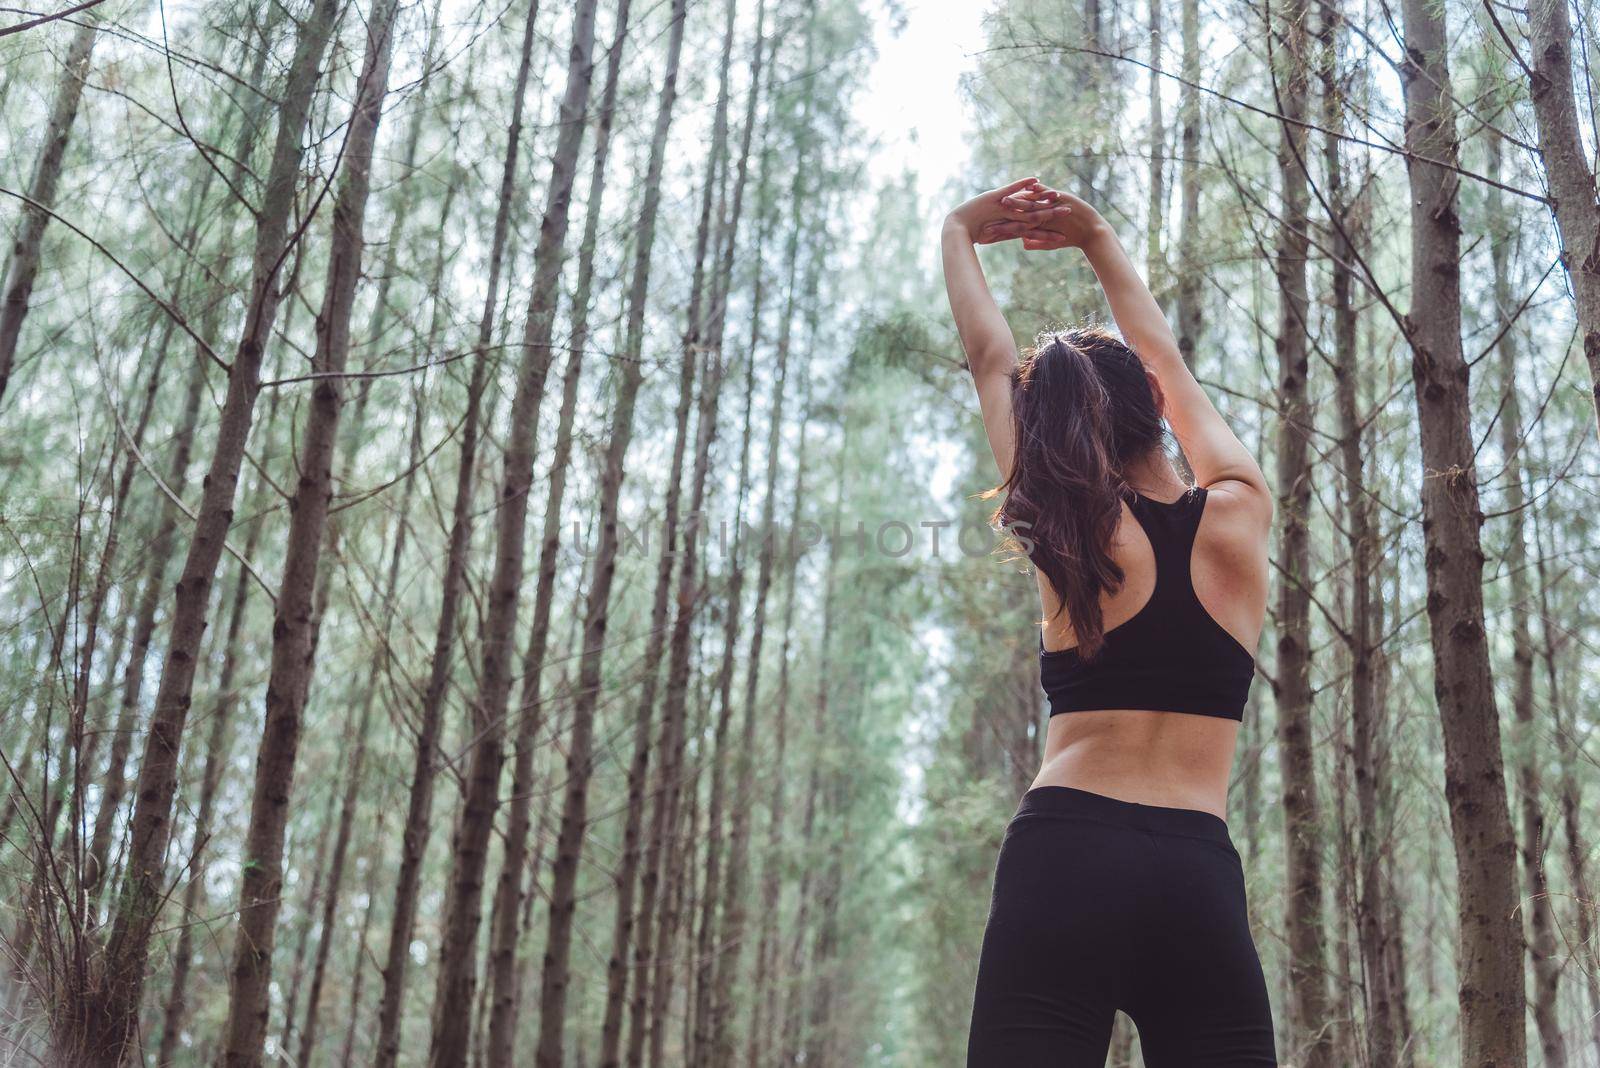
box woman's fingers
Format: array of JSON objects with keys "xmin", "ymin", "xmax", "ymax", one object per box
[
  {"xmin": 976, "ymin": 219, "xmax": 1027, "ymax": 244},
  {"xmin": 999, "ymin": 187, "xmax": 1054, "ymax": 211},
  {"xmin": 995, "ymin": 176, "xmax": 1041, "ymax": 199},
  {"xmin": 1000, "ymin": 202, "xmax": 1071, "ymax": 226}
]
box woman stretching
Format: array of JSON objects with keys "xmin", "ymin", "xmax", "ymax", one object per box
[{"xmin": 943, "ymin": 178, "xmax": 1278, "ymax": 1066}]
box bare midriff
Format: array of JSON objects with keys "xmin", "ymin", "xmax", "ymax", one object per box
[{"xmin": 1032, "ymin": 709, "xmax": 1239, "ymax": 819}]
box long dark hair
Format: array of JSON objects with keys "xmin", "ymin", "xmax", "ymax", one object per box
[{"xmin": 994, "ymin": 327, "xmax": 1166, "ymax": 658}]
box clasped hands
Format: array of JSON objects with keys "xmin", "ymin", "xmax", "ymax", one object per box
[{"xmin": 946, "ymin": 177, "xmax": 1112, "ymax": 252}]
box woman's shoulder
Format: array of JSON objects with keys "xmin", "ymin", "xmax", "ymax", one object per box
[
  {"xmin": 1196, "ymin": 478, "xmax": 1273, "ymax": 539},
  {"xmin": 1193, "ymin": 480, "xmax": 1271, "ymax": 578}
]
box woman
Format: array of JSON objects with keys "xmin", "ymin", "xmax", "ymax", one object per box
[{"xmin": 943, "ymin": 178, "xmax": 1278, "ymax": 1067}]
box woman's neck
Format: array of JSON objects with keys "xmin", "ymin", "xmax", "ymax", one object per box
[{"xmin": 1122, "ymin": 451, "xmax": 1188, "ymax": 500}]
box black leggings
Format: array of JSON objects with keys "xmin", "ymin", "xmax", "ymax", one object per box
[{"xmin": 966, "ymin": 786, "xmax": 1277, "ymax": 1066}]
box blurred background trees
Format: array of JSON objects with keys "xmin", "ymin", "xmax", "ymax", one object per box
[{"xmin": 0, "ymin": 0, "xmax": 1596, "ymax": 1065}]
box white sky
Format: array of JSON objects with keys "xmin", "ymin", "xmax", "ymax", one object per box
[{"xmin": 854, "ymin": 0, "xmax": 988, "ymax": 247}]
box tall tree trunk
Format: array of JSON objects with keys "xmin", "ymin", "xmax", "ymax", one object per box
[
  {"xmin": 288, "ymin": 34, "xmax": 464, "ymax": 1056},
  {"xmin": 153, "ymin": 401, "xmax": 278, "ymax": 1066},
  {"xmin": 85, "ymin": 357, "xmax": 205, "ymax": 902},
  {"xmin": 658, "ymin": 658, "xmax": 712, "ymax": 1068},
  {"xmin": 1533, "ymin": 485, "xmax": 1600, "ymax": 1059},
  {"xmin": 686, "ymin": 6, "xmax": 770, "ymax": 1058},
  {"xmin": 714, "ymin": 131, "xmax": 820, "ymax": 1068},
  {"xmin": 531, "ymin": 7, "xmax": 687, "ymax": 1065},
  {"xmin": 642, "ymin": 39, "xmax": 739, "ymax": 1064},
  {"xmin": 1488, "ymin": 128, "xmax": 1568, "ymax": 1068},
  {"xmin": 1270, "ymin": 0, "xmax": 1330, "ymax": 1061},
  {"xmin": 372, "ymin": 5, "xmax": 541, "ymax": 1065},
  {"xmin": 1144, "ymin": 0, "xmax": 1165, "ymax": 294},
  {"xmin": 1399, "ymin": 2, "xmax": 1525, "ymax": 1062},
  {"xmin": 621, "ymin": 5, "xmax": 735, "ymax": 1062},
  {"xmin": 1554, "ymin": 680, "xmax": 1600, "ymax": 1060},
  {"xmin": 1516, "ymin": 0, "xmax": 1600, "ymax": 439},
  {"xmin": 217, "ymin": 6, "xmax": 401, "ymax": 1060},
  {"xmin": 277, "ymin": 787, "xmax": 341, "ymax": 1065},
  {"xmin": 0, "ymin": 15, "xmax": 97, "ymax": 409},
  {"xmin": 1174, "ymin": 0, "xmax": 1201, "ymax": 370},
  {"xmin": 782, "ymin": 438, "xmax": 846, "ymax": 1065},
  {"xmin": 485, "ymin": 3, "xmax": 631, "ymax": 1064},
  {"xmin": 297, "ymin": 398, "xmax": 424, "ymax": 1067},
  {"xmin": 65, "ymin": 190, "xmax": 212, "ymax": 854},
  {"xmin": 746, "ymin": 365, "xmax": 813, "ymax": 1068},
  {"xmin": 427, "ymin": 0, "xmax": 600, "ymax": 1063},
  {"xmin": 80, "ymin": 1, "xmax": 342, "ymax": 1056},
  {"xmin": 67, "ymin": 13, "xmax": 277, "ymax": 864},
  {"xmin": 337, "ymin": 822, "xmax": 382, "ymax": 1066},
  {"xmin": 1321, "ymin": 3, "xmax": 1404, "ymax": 1060},
  {"xmin": 591, "ymin": 17, "xmax": 703, "ymax": 1056}
]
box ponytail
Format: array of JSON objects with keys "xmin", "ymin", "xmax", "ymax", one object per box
[{"xmin": 993, "ymin": 330, "xmax": 1163, "ymax": 658}]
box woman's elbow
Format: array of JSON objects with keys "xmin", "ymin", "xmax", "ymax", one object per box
[{"xmin": 965, "ymin": 343, "xmax": 1015, "ymax": 378}]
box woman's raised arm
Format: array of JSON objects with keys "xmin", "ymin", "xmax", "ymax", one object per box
[
  {"xmin": 941, "ymin": 178, "xmax": 1065, "ymax": 478},
  {"xmin": 1017, "ymin": 189, "xmax": 1270, "ymax": 513}
]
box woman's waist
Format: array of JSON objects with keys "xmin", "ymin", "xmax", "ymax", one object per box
[{"xmin": 1034, "ymin": 710, "xmax": 1238, "ymax": 818}]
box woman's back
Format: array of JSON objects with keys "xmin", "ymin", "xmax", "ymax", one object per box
[{"xmin": 1033, "ymin": 476, "xmax": 1270, "ymax": 817}]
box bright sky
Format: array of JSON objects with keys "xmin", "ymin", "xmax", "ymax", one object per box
[{"xmin": 854, "ymin": 0, "xmax": 988, "ymax": 246}]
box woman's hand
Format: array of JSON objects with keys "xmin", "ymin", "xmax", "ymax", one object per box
[
  {"xmin": 947, "ymin": 178, "xmax": 1072, "ymax": 245},
  {"xmin": 980, "ymin": 186, "xmax": 1113, "ymax": 252}
]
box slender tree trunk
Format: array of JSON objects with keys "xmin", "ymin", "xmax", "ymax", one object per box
[
  {"xmin": 644, "ymin": 83, "xmax": 739, "ymax": 1068},
  {"xmin": 1399, "ymin": 2, "xmax": 1525, "ymax": 1062},
  {"xmin": 657, "ymin": 665, "xmax": 711, "ymax": 1068},
  {"xmin": 805, "ymin": 796, "xmax": 844, "ymax": 1068},
  {"xmin": 67, "ymin": 16, "xmax": 273, "ymax": 864},
  {"xmin": 1533, "ymin": 493, "xmax": 1600, "ymax": 1059},
  {"xmin": 532, "ymin": 8, "xmax": 686, "ymax": 1066},
  {"xmin": 0, "ymin": 15, "xmax": 97, "ymax": 409},
  {"xmin": 337, "ymin": 827, "xmax": 381, "ymax": 1067},
  {"xmin": 686, "ymin": 7, "xmax": 770, "ymax": 1058},
  {"xmin": 426, "ymin": 2, "xmax": 600, "ymax": 1064},
  {"xmin": 714, "ymin": 129, "xmax": 821, "ymax": 1068},
  {"xmin": 1270, "ymin": 0, "xmax": 1330, "ymax": 1060},
  {"xmin": 297, "ymin": 405, "xmax": 423, "ymax": 1068},
  {"xmin": 85, "ymin": 359, "xmax": 205, "ymax": 902},
  {"xmin": 1110, "ymin": 1015, "xmax": 1135, "ymax": 1066},
  {"xmin": 621, "ymin": 6, "xmax": 733, "ymax": 1061},
  {"xmin": 79, "ymin": 2, "xmax": 342, "ymax": 1055},
  {"xmin": 153, "ymin": 424, "xmax": 277, "ymax": 1066},
  {"xmin": 485, "ymin": 4, "xmax": 631, "ymax": 1065},
  {"xmin": 1556, "ymin": 721, "xmax": 1600, "ymax": 1060},
  {"xmin": 1321, "ymin": 3, "xmax": 1403, "ymax": 1061},
  {"xmin": 783, "ymin": 443, "xmax": 846, "ymax": 1065},
  {"xmin": 746, "ymin": 368, "xmax": 813, "ymax": 1068},
  {"xmin": 217, "ymin": 4, "xmax": 401, "ymax": 1061},
  {"xmin": 600, "ymin": 270, "xmax": 698, "ymax": 1067},
  {"xmin": 1371, "ymin": 328, "xmax": 1416, "ymax": 1060},
  {"xmin": 351, "ymin": 0, "xmax": 445, "ymax": 389},
  {"xmin": 1174, "ymin": 0, "xmax": 1201, "ymax": 370},
  {"xmin": 290, "ymin": 37, "xmax": 464, "ymax": 1058},
  {"xmin": 596, "ymin": 375, "xmax": 695, "ymax": 1068},
  {"xmin": 1517, "ymin": 0, "xmax": 1600, "ymax": 439},
  {"xmin": 609, "ymin": 220, "xmax": 705, "ymax": 1065},
  {"xmin": 372, "ymin": 5, "xmax": 541, "ymax": 1065},
  {"xmin": 1487, "ymin": 128, "xmax": 1568, "ymax": 1068},
  {"xmin": 277, "ymin": 789, "xmax": 341, "ymax": 1064},
  {"xmin": 65, "ymin": 204, "xmax": 209, "ymax": 853},
  {"xmin": 426, "ymin": 6, "xmax": 589, "ymax": 1061},
  {"xmin": 1145, "ymin": 0, "xmax": 1165, "ymax": 294}
]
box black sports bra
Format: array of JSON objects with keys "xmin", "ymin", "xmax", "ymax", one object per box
[{"xmin": 1038, "ymin": 487, "xmax": 1255, "ymax": 721}]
